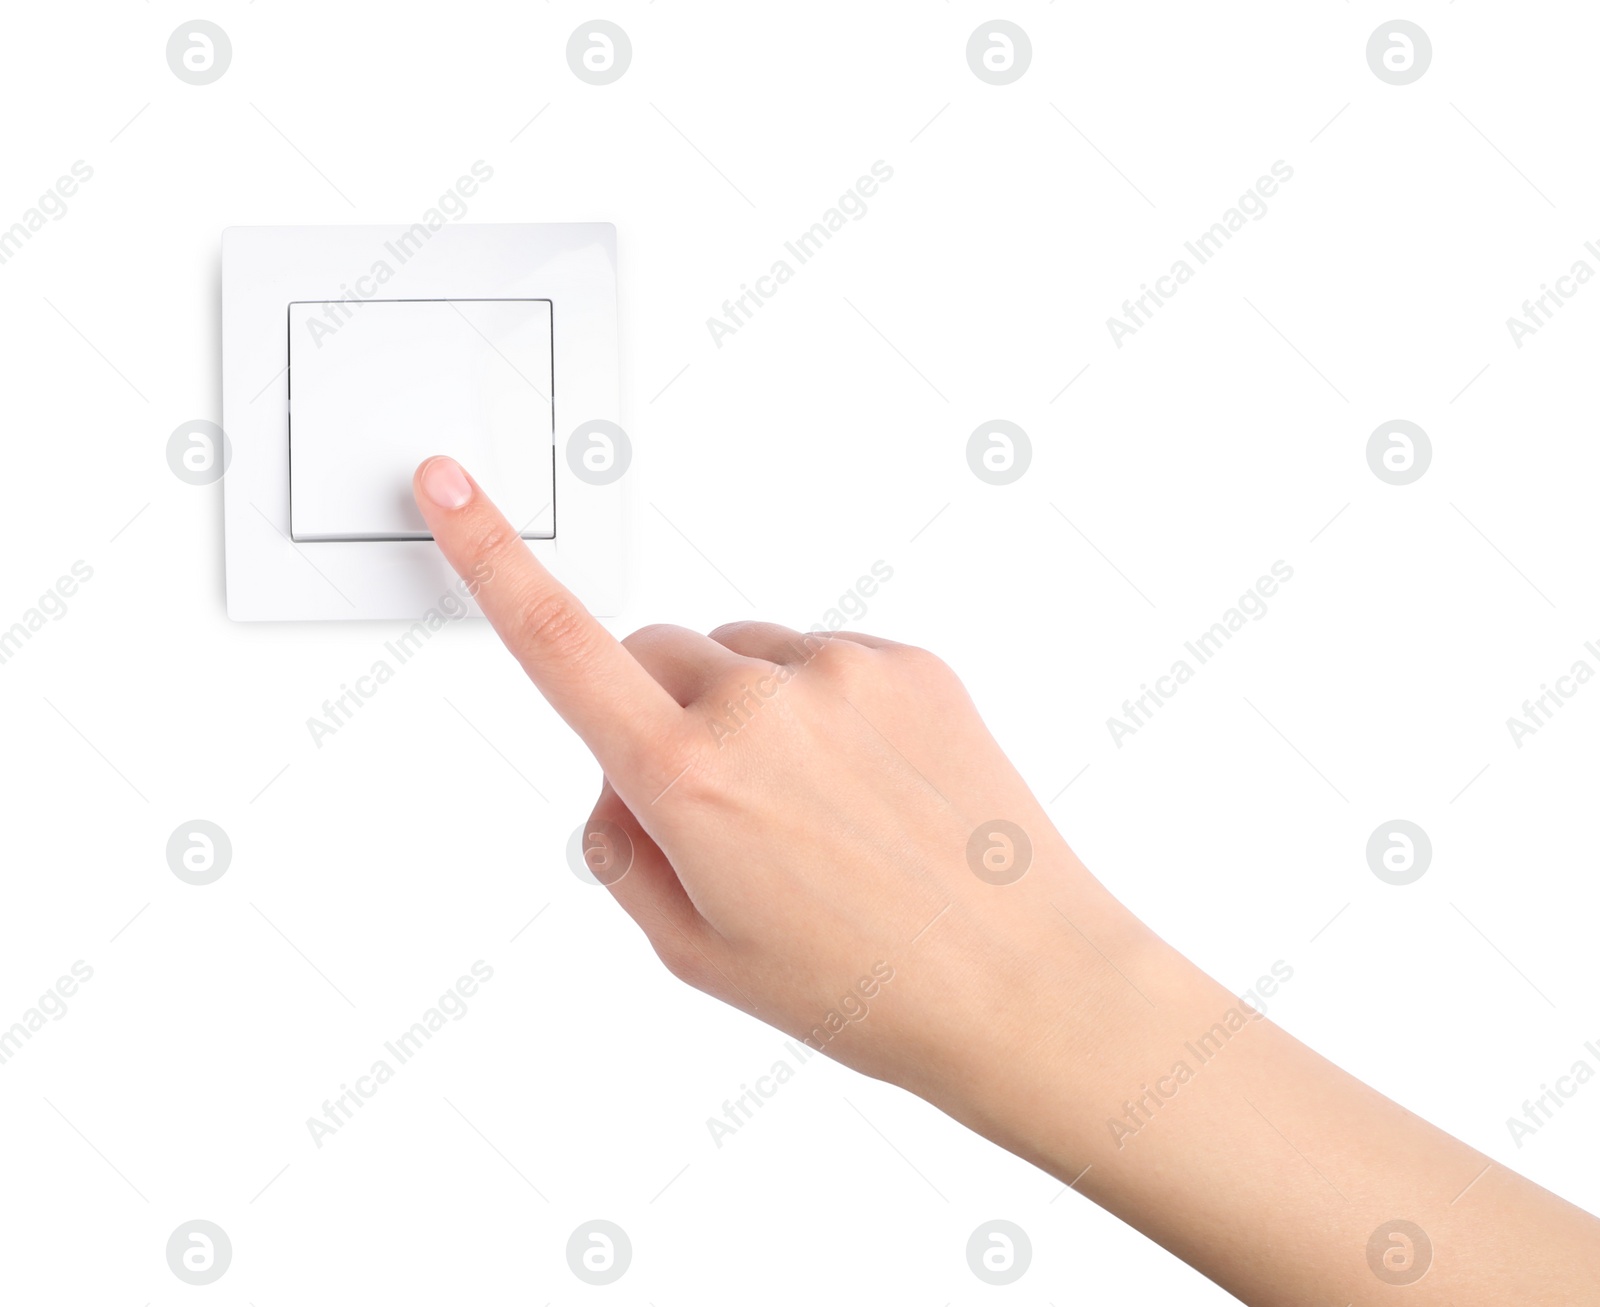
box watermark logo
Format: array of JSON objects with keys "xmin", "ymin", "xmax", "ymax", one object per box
[
  {"xmin": 167, "ymin": 420, "xmax": 230, "ymax": 486},
  {"xmin": 1366, "ymin": 820, "xmax": 1431, "ymax": 885},
  {"xmin": 566, "ymin": 1220, "xmax": 631, "ymax": 1284},
  {"xmin": 1366, "ymin": 1219, "xmax": 1431, "ymax": 1285},
  {"xmin": 966, "ymin": 421, "xmax": 1031, "ymax": 485},
  {"xmin": 166, "ymin": 21, "xmax": 232, "ymax": 85},
  {"xmin": 166, "ymin": 820, "xmax": 232, "ymax": 886},
  {"xmin": 966, "ymin": 22, "xmax": 1031, "ymax": 85},
  {"xmin": 966, "ymin": 820, "xmax": 1032, "ymax": 885},
  {"xmin": 567, "ymin": 21, "xmax": 631, "ymax": 85},
  {"xmin": 1366, "ymin": 420, "xmax": 1430, "ymax": 486},
  {"xmin": 567, "ymin": 818, "xmax": 634, "ymax": 886},
  {"xmin": 966, "ymin": 1220, "xmax": 1032, "ymax": 1284},
  {"xmin": 1366, "ymin": 21, "xmax": 1431, "ymax": 86},
  {"xmin": 166, "ymin": 1220, "xmax": 232, "ymax": 1285},
  {"xmin": 567, "ymin": 420, "xmax": 632, "ymax": 485}
]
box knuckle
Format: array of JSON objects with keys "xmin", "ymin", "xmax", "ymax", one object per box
[
  {"xmin": 621, "ymin": 622, "xmax": 686, "ymax": 656},
  {"xmin": 896, "ymin": 643, "xmax": 955, "ymax": 682},
  {"xmin": 507, "ymin": 585, "xmax": 587, "ymax": 655},
  {"xmin": 809, "ymin": 635, "xmax": 876, "ymax": 685},
  {"xmin": 628, "ymin": 725, "xmax": 715, "ymax": 808},
  {"xmin": 461, "ymin": 512, "xmax": 524, "ymax": 571},
  {"xmin": 708, "ymin": 620, "xmax": 760, "ymax": 645}
]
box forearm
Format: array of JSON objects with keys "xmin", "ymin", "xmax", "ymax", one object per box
[{"xmin": 930, "ymin": 874, "xmax": 1600, "ymax": 1305}]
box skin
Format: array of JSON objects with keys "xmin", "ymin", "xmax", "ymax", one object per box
[{"xmin": 413, "ymin": 454, "xmax": 1600, "ymax": 1305}]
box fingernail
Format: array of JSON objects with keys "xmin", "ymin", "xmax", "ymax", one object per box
[{"xmin": 421, "ymin": 456, "xmax": 472, "ymax": 509}]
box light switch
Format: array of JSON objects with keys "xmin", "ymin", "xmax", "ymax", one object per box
[
  {"xmin": 223, "ymin": 224, "xmax": 620, "ymax": 621},
  {"xmin": 288, "ymin": 298, "xmax": 555, "ymax": 541}
]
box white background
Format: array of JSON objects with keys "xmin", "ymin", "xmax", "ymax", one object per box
[{"xmin": 2, "ymin": 2, "xmax": 1598, "ymax": 1302}]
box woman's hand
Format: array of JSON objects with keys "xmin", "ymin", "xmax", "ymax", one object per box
[
  {"xmin": 410, "ymin": 456, "xmax": 1133, "ymax": 1113},
  {"xmin": 414, "ymin": 454, "xmax": 1600, "ymax": 1307}
]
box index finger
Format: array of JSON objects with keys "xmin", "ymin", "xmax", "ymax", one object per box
[{"xmin": 413, "ymin": 455, "xmax": 683, "ymax": 775}]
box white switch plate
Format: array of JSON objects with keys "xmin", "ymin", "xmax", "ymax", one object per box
[{"xmin": 222, "ymin": 224, "xmax": 622, "ymax": 621}]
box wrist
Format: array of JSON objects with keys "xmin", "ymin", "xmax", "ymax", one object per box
[
  {"xmin": 883, "ymin": 837, "xmax": 1198, "ymax": 1179},
  {"xmin": 942, "ymin": 906, "xmax": 1200, "ymax": 1180}
]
